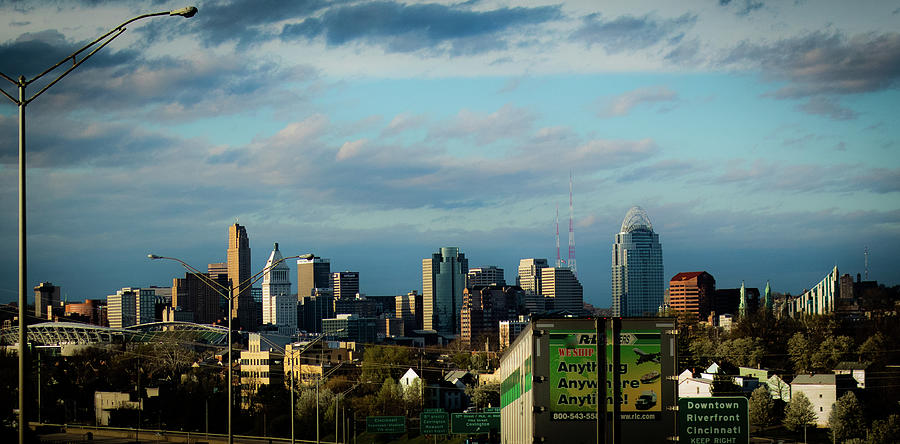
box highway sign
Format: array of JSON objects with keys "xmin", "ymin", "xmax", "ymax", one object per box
[
  {"xmin": 420, "ymin": 410, "xmax": 449, "ymax": 434},
  {"xmin": 366, "ymin": 416, "xmax": 406, "ymax": 434},
  {"xmin": 678, "ymin": 397, "xmax": 748, "ymax": 444},
  {"xmin": 450, "ymin": 411, "xmax": 500, "ymax": 434}
]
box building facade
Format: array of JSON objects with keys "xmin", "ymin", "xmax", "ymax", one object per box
[
  {"xmin": 297, "ymin": 257, "xmax": 331, "ymax": 300},
  {"xmin": 467, "ymin": 266, "xmax": 506, "ymax": 288},
  {"xmin": 107, "ymin": 287, "xmax": 155, "ymax": 328},
  {"xmin": 227, "ymin": 224, "xmax": 254, "ymax": 330},
  {"xmin": 34, "ymin": 282, "xmax": 61, "ymax": 320},
  {"xmin": 612, "ymin": 206, "xmax": 664, "ymax": 317},
  {"xmin": 172, "ymin": 272, "xmax": 228, "ymax": 324},
  {"xmin": 332, "ymin": 271, "xmax": 360, "ymax": 300},
  {"xmin": 396, "ymin": 291, "xmax": 423, "ymax": 333},
  {"xmin": 667, "ymin": 271, "xmax": 716, "ymax": 322},
  {"xmin": 262, "ymin": 243, "xmax": 296, "ymax": 336},
  {"xmin": 423, "ymin": 247, "xmax": 468, "ymax": 335},
  {"xmin": 539, "ymin": 267, "xmax": 583, "ymax": 312},
  {"xmin": 516, "ymin": 258, "xmax": 548, "ymax": 296},
  {"xmin": 786, "ymin": 266, "xmax": 840, "ymax": 317}
]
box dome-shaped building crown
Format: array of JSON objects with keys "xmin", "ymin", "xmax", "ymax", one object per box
[{"xmin": 621, "ymin": 206, "xmax": 653, "ymax": 233}]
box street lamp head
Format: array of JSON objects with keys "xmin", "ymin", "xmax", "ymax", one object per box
[
  {"xmin": 148, "ymin": 254, "xmax": 162, "ymax": 260},
  {"xmin": 169, "ymin": 6, "xmax": 198, "ymax": 18},
  {"xmin": 299, "ymin": 253, "xmax": 315, "ymax": 260}
]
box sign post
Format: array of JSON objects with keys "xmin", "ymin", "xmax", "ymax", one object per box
[{"xmin": 678, "ymin": 397, "xmax": 749, "ymax": 444}]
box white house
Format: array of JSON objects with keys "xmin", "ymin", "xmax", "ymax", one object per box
[
  {"xmin": 678, "ymin": 369, "xmax": 713, "ymax": 398},
  {"xmin": 790, "ymin": 374, "xmax": 854, "ymax": 427}
]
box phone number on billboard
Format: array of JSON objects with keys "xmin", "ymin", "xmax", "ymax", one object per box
[{"xmin": 552, "ymin": 412, "xmax": 598, "ymax": 420}]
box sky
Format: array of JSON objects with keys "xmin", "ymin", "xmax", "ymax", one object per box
[{"xmin": 1, "ymin": 0, "xmax": 898, "ymax": 308}]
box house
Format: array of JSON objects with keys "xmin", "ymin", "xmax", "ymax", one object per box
[
  {"xmin": 94, "ymin": 391, "xmax": 140, "ymax": 426},
  {"xmin": 790, "ymin": 374, "xmax": 856, "ymax": 426},
  {"xmin": 832, "ymin": 362, "xmax": 870, "ymax": 389},
  {"xmin": 678, "ymin": 368, "xmax": 713, "ymax": 398},
  {"xmin": 739, "ymin": 366, "xmax": 791, "ymax": 400},
  {"xmin": 425, "ymin": 370, "xmax": 476, "ymax": 411}
]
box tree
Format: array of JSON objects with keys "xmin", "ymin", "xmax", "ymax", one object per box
[
  {"xmin": 811, "ymin": 335, "xmax": 853, "ymax": 370},
  {"xmin": 868, "ymin": 414, "xmax": 900, "ymax": 444},
  {"xmin": 858, "ymin": 332, "xmax": 886, "ymax": 364},
  {"xmin": 749, "ymin": 386, "xmax": 775, "ymax": 427},
  {"xmin": 829, "ymin": 391, "xmax": 865, "ymax": 442},
  {"xmin": 783, "ymin": 392, "xmax": 817, "ymax": 440},
  {"xmin": 788, "ymin": 333, "xmax": 812, "ymax": 373}
]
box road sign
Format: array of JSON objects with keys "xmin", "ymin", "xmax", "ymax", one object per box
[
  {"xmin": 450, "ymin": 411, "xmax": 500, "ymax": 434},
  {"xmin": 678, "ymin": 397, "xmax": 748, "ymax": 444},
  {"xmin": 366, "ymin": 416, "xmax": 406, "ymax": 434},
  {"xmin": 421, "ymin": 410, "xmax": 449, "ymax": 434}
]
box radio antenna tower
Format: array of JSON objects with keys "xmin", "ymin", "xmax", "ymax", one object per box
[
  {"xmin": 556, "ymin": 205, "xmax": 564, "ymax": 268},
  {"xmin": 568, "ymin": 171, "xmax": 577, "ymax": 277},
  {"xmin": 864, "ymin": 246, "xmax": 869, "ymax": 280}
]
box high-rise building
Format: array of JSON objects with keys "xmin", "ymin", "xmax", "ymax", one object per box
[
  {"xmin": 667, "ymin": 272, "xmax": 716, "ymax": 322},
  {"xmin": 297, "ymin": 257, "xmax": 331, "ymax": 300},
  {"xmin": 300, "ymin": 291, "xmax": 334, "ymax": 333},
  {"xmin": 422, "ymin": 247, "xmax": 468, "ymax": 335},
  {"xmin": 64, "ymin": 299, "xmax": 107, "ymax": 326},
  {"xmin": 107, "ymin": 287, "xmax": 156, "ymax": 328},
  {"xmin": 262, "ymin": 243, "xmax": 296, "ymax": 336},
  {"xmin": 173, "ymin": 272, "xmax": 229, "ymax": 324},
  {"xmin": 499, "ymin": 316, "xmax": 530, "ymax": 349},
  {"xmin": 208, "ymin": 262, "xmax": 228, "ymax": 280},
  {"xmin": 612, "ymin": 206, "xmax": 664, "ymax": 317},
  {"xmin": 34, "ymin": 282, "xmax": 61, "ymax": 320},
  {"xmin": 459, "ymin": 285, "xmax": 520, "ymax": 349},
  {"xmin": 332, "ymin": 271, "xmax": 360, "ymax": 300},
  {"xmin": 396, "ymin": 291, "xmax": 423, "ymax": 333},
  {"xmin": 540, "ymin": 267, "xmax": 584, "ymax": 312},
  {"xmin": 467, "ymin": 266, "xmax": 506, "ymax": 288},
  {"xmin": 517, "ymin": 258, "xmax": 548, "ymax": 296},
  {"xmin": 227, "ymin": 224, "xmax": 254, "ymax": 330}
]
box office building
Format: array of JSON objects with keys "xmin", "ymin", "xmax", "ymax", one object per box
[
  {"xmin": 785, "ymin": 266, "xmax": 840, "ymax": 317},
  {"xmin": 516, "ymin": 258, "xmax": 548, "ymax": 296},
  {"xmin": 332, "ymin": 271, "xmax": 360, "ymax": 300},
  {"xmin": 499, "ymin": 316, "xmax": 529, "ymax": 349},
  {"xmin": 300, "ymin": 290, "xmax": 334, "ymax": 333},
  {"xmin": 459, "ymin": 285, "xmax": 520, "ymax": 349},
  {"xmin": 107, "ymin": 287, "xmax": 155, "ymax": 328},
  {"xmin": 64, "ymin": 299, "xmax": 107, "ymax": 326},
  {"xmin": 297, "ymin": 256, "xmax": 331, "ymax": 300},
  {"xmin": 322, "ymin": 313, "xmax": 378, "ymax": 343},
  {"xmin": 207, "ymin": 262, "xmax": 227, "ymax": 280},
  {"xmin": 467, "ymin": 266, "xmax": 506, "ymax": 288},
  {"xmin": 540, "ymin": 267, "xmax": 584, "ymax": 312},
  {"xmin": 396, "ymin": 291, "xmax": 423, "ymax": 333},
  {"xmin": 334, "ymin": 297, "xmax": 377, "ymax": 318},
  {"xmin": 34, "ymin": 282, "xmax": 61, "ymax": 320},
  {"xmin": 240, "ymin": 333, "xmax": 287, "ymax": 409},
  {"xmin": 227, "ymin": 224, "xmax": 255, "ymax": 330},
  {"xmin": 172, "ymin": 272, "xmax": 229, "ymax": 324},
  {"xmin": 262, "ymin": 243, "xmax": 297, "ymax": 336},
  {"xmin": 612, "ymin": 206, "xmax": 664, "ymax": 317},
  {"xmin": 667, "ymin": 272, "xmax": 716, "ymax": 322},
  {"xmin": 423, "ymin": 247, "xmax": 468, "ymax": 335}
]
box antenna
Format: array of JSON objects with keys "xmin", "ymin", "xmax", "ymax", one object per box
[
  {"xmin": 568, "ymin": 171, "xmax": 576, "ymax": 277},
  {"xmin": 556, "ymin": 205, "xmax": 563, "ymax": 268},
  {"xmin": 864, "ymin": 246, "xmax": 869, "ymax": 280}
]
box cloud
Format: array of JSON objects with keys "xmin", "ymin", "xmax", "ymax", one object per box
[
  {"xmin": 598, "ymin": 86, "xmax": 679, "ymax": 117},
  {"xmin": 281, "ymin": 1, "xmax": 562, "ymax": 55},
  {"xmin": 0, "ymin": 29, "xmax": 137, "ymax": 81},
  {"xmin": 194, "ymin": 0, "xmax": 331, "ymax": 47},
  {"xmin": 336, "ymin": 139, "xmax": 366, "ymax": 161},
  {"xmin": 431, "ymin": 104, "xmax": 537, "ymax": 145},
  {"xmin": 797, "ymin": 96, "xmax": 858, "ymax": 120},
  {"xmin": 382, "ymin": 112, "xmax": 427, "ymax": 136},
  {"xmin": 713, "ymin": 160, "xmax": 900, "ymax": 194},
  {"xmin": 718, "ymin": 0, "xmax": 765, "ymax": 16},
  {"xmin": 570, "ymin": 13, "xmax": 697, "ymax": 53},
  {"xmin": 722, "ymin": 31, "xmax": 900, "ymax": 98}
]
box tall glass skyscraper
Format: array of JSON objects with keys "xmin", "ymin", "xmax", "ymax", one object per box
[
  {"xmin": 612, "ymin": 206, "xmax": 664, "ymax": 317},
  {"xmin": 423, "ymin": 247, "xmax": 468, "ymax": 335}
]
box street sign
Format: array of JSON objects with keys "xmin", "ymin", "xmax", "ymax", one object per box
[
  {"xmin": 366, "ymin": 416, "xmax": 406, "ymax": 434},
  {"xmin": 450, "ymin": 411, "xmax": 500, "ymax": 434},
  {"xmin": 421, "ymin": 410, "xmax": 449, "ymax": 434},
  {"xmin": 678, "ymin": 397, "xmax": 749, "ymax": 444}
]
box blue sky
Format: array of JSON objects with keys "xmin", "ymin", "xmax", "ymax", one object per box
[{"xmin": 1, "ymin": 0, "xmax": 898, "ymax": 307}]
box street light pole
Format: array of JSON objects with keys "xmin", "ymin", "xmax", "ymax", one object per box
[{"xmin": 0, "ymin": 8, "xmax": 197, "ymax": 444}]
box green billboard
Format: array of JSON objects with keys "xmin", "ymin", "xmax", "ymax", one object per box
[
  {"xmin": 548, "ymin": 329, "xmax": 599, "ymax": 420},
  {"xmin": 450, "ymin": 411, "xmax": 501, "ymax": 434},
  {"xmin": 420, "ymin": 410, "xmax": 449, "ymax": 434},
  {"xmin": 606, "ymin": 328, "xmax": 662, "ymax": 419}
]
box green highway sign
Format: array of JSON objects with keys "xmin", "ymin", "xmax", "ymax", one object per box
[
  {"xmin": 450, "ymin": 411, "xmax": 500, "ymax": 434},
  {"xmin": 420, "ymin": 410, "xmax": 449, "ymax": 434},
  {"xmin": 678, "ymin": 397, "xmax": 748, "ymax": 444},
  {"xmin": 366, "ymin": 416, "xmax": 406, "ymax": 434}
]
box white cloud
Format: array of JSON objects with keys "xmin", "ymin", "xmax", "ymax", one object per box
[{"xmin": 336, "ymin": 139, "xmax": 367, "ymax": 161}]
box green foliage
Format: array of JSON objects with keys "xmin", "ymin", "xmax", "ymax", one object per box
[
  {"xmin": 858, "ymin": 332, "xmax": 886, "ymax": 364},
  {"xmin": 867, "ymin": 414, "xmax": 900, "ymax": 444},
  {"xmin": 715, "ymin": 337, "xmax": 766, "ymax": 368},
  {"xmin": 788, "ymin": 333, "xmax": 811, "ymax": 373},
  {"xmin": 783, "ymin": 392, "xmax": 817, "ymax": 433},
  {"xmin": 466, "ymin": 383, "xmax": 500, "ymax": 409},
  {"xmin": 360, "ymin": 345, "xmax": 416, "ymax": 383},
  {"xmin": 811, "ymin": 335, "xmax": 853, "ymax": 370},
  {"xmin": 749, "ymin": 386, "xmax": 775, "ymax": 427},
  {"xmin": 829, "ymin": 391, "xmax": 866, "ymax": 442},
  {"xmin": 710, "ymin": 373, "xmax": 741, "ymax": 396}
]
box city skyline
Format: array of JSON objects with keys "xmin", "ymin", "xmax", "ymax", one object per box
[{"xmin": 1, "ymin": 1, "xmax": 898, "ymax": 308}]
